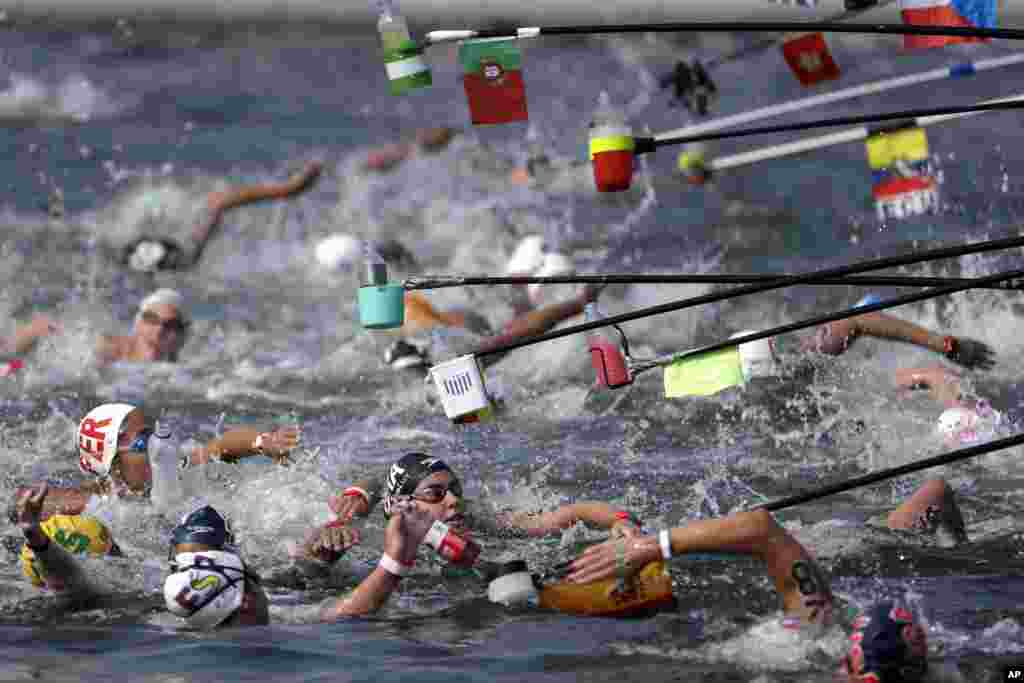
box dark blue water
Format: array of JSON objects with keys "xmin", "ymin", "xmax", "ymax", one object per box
[{"xmin": 2, "ymin": 23, "xmax": 1024, "ymax": 683}]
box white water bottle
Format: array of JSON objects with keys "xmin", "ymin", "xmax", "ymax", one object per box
[{"xmin": 148, "ymin": 419, "xmax": 182, "ymax": 511}]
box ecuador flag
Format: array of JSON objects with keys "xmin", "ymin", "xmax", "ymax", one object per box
[
  {"xmin": 899, "ymin": 0, "xmax": 998, "ymax": 49},
  {"xmin": 865, "ymin": 126, "xmax": 938, "ymax": 220}
]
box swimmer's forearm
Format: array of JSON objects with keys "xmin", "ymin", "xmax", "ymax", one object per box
[
  {"xmin": 198, "ymin": 428, "xmax": 262, "ymax": 464},
  {"xmin": 666, "ymin": 509, "xmax": 781, "ymax": 558},
  {"xmin": 320, "ymin": 567, "xmax": 400, "ymax": 619},
  {"xmin": 508, "ymin": 502, "xmax": 625, "ymax": 536},
  {"xmin": 29, "ymin": 533, "xmax": 96, "ymax": 596},
  {"xmin": 854, "ymin": 312, "xmax": 944, "ymax": 353}
]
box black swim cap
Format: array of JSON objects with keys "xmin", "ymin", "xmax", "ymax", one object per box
[
  {"xmin": 170, "ymin": 506, "xmax": 235, "ymax": 551},
  {"xmin": 382, "ymin": 452, "xmax": 455, "ymax": 516},
  {"xmin": 848, "ymin": 602, "xmax": 928, "ymax": 682}
]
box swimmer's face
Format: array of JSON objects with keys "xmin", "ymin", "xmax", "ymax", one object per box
[
  {"xmin": 111, "ymin": 408, "xmax": 151, "ymax": 493},
  {"xmin": 136, "ymin": 303, "xmax": 188, "ymax": 358},
  {"xmin": 409, "ymin": 471, "xmax": 465, "ymax": 533}
]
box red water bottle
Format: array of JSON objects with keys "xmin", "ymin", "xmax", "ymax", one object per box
[
  {"xmin": 424, "ymin": 520, "xmax": 481, "ymax": 567},
  {"xmin": 585, "ymin": 303, "xmax": 631, "ymax": 388}
]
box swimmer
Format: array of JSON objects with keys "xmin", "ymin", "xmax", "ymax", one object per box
[
  {"xmin": 118, "ymin": 160, "xmax": 322, "ymax": 272},
  {"xmin": 801, "ymin": 294, "xmax": 995, "ymax": 371},
  {"xmin": 362, "ymin": 127, "xmax": 458, "ymax": 173},
  {"xmin": 314, "ymin": 452, "xmax": 647, "ymax": 617},
  {"xmin": 162, "ymin": 505, "xmax": 270, "ymax": 629},
  {"xmin": 383, "ymin": 260, "xmax": 606, "ymax": 373},
  {"xmin": 96, "ymin": 288, "xmax": 191, "ymax": 364},
  {"xmin": 12, "ymin": 483, "xmax": 122, "ymax": 597},
  {"xmin": 21, "ymin": 402, "xmax": 299, "ymax": 517},
  {"xmin": 565, "ymin": 479, "xmax": 964, "ymax": 680}
]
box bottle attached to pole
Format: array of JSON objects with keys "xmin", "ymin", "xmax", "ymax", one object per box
[
  {"xmin": 357, "ymin": 240, "xmax": 406, "ymax": 329},
  {"xmin": 423, "ymin": 519, "xmax": 482, "ymax": 567},
  {"xmin": 148, "ymin": 419, "xmax": 182, "ymax": 512},
  {"xmin": 375, "ymin": 0, "xmax": 432, "ymax": 96},
  {"xmin": 589, "ymin": 92, "xmax": 636, "ymax": 193},
  {"xmin": 585, "ymin": 303, "xmax": 632, "ymax": 389}
]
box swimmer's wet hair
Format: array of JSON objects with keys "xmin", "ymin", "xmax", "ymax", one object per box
[{"xmin": 135, "ymin": 288, "xmax": 191, "ymax": 326}]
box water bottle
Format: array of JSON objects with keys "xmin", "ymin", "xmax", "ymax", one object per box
[
  {"xmin": 423, "ymin": 519, "xmax": 481, "ymax": 568},
  {"xmin": 148, "ymin": 419, "xmax": 182, "ymax": 511},
  {"xmin": 585, "ymin": 303, "xmax": 630, "ymax": 388},
  {"xmin": 376, "ymin": 0, "xmax": 432, "ymax": 96},
  {"xmin": 589, "ymin": 92, "xmax": 635, "ymax": 193}
]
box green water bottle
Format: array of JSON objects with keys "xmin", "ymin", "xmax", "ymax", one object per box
[{"xmin": 376, "ymin": 0, "xmax": 431, "ymax": 96}]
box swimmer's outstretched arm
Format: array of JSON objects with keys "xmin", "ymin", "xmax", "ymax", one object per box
[
  {"xmin": 3, "ymin": 315, "xmax": 60, "ymax": 355},
  {"xmin": 807, "ymin": 312, "xmax": 995, "ymax": 369},
  {"xmin": 499, "ymin": 502, "xmax": 644, "ymax": 538},
  {"xmin": 327, "ymin": 477, "xmax": 385, "ymax": 521},
  {"xmin": 319, "ymin": 505, "xmax": 432, "ymax": 620},
  {"xmin": 189, "ymin": 161, "xmax": 323, "ymax": 263},
  {"xmin": 566, "ymin": 509, "xmax": 834, "ymax": 627},
  {"xmin": 16, "ymin": 484, "xmax": 98, "ymax": 598},
  {"xmin": 186, "ymin": 426, "xmax": 301, "ymax": 467}
]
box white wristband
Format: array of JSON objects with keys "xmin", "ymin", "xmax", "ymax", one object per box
[
  {"xmin": 659, "ymin": 529, "xmax": 673, "ymax": 560},
  {"xmin": 378, "ymin": 553, "xmax": 412, "ymax": 577}
]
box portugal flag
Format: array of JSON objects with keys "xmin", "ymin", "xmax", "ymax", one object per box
[
  {"xmin": 780, "ymin": 33, "xmax": 841, "ymax": 86},
  {"xmin": 460, "ymin": 38, "xmax": 529, "ymax": 125},
  {"xmin": 899, "ymin": 0, "xmax": 997, "ymax": 49}
]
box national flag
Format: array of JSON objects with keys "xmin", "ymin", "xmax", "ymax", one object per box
[
  {"xmin": 781, "ymin": 33, "xmax": 841, "ymax": 86},
  {"xmin": 899, "ymin": 0, "xmax": 997, "ymax": 49},
  {"xmin": 865, "ymin": 126, "xmax": 939, "ymax": 220},
  {"xmin": 459, "ymin": 37, "xmax": 528, "ymax": 125},
  {"xmin": 382, "ymin": 39, "xmax": 432, "ymax": 95}
]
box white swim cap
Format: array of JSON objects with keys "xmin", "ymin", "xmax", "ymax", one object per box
[
  {"xmin": 505, "ymin": 236, "xmax": 546, "ymax": 276},
  {"xmin": 315, "ymin": 233, "xmax": 362, "ymax": 270},
  {"xmin": 77, "ymin": 403, "xmax": 138, "ymax": 477},
  {"xmin": 527, "ymin": 251, "xmax": 575, "ymax": 302},
  {"xmin": 136, "ymin": 288, "xmax": 191, "ymax": 326},
  {"xmin": 937, "ymin": 403, "xmax": 1002, "ymax": 445},
  {"xmin": 729, "ymin": 331, "xmax": 777, "ymax": 381},
  {"xmin": 164, "ymin": 550, "xmax": 247, "ymax": 630}
]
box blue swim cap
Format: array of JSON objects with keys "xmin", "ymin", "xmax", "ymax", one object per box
[
  {"xmin": 855, "ymin": 294, "xmax": 882, "ymax": 309},
  {"xmin": 170, "ymin": 506, "xmax": 235, "ymax": 551},
  {"xmin": 848, "ymin": 602, "xmax": 928, "ymax": 682}
]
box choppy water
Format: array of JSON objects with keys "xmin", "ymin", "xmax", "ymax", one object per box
[{"xmin": 2, "ymin": 22, "xmax": 1024, "ymax": 683}]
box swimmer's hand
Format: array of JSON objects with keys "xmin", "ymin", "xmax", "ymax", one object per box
[
  {"xmin": 328, "ymin": 491, "xmax": 370, "ymax": 522},
  {"xmin": 564, "ymin": 534, "xmax": 659, "ymax": 585},
  {"xmin": 256, "ymin": 427, "xmax": 301, "ymax": 465},
  {"xmin": 384, "ymin": 501, "xmax": 435, "ymax": 567},
  {"xmin": 295, "ymin": 522, "xmax": 361, "ymax": 564},
  {"xmin": 945, "ymin": 336, "xmax": 995, "ymax": 371},
  {"xmin": 15, "ymin": 483, "xmax": 48, "ymax": 534}
]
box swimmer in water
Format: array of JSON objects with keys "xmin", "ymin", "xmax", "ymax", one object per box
[
  {"xmin": 564, "ymin": 480, "xmax": 965, "ymax": 681},
  {"xmin": 96, "ymin": 288, "xmax": 191, "ymax": 365},
  {"xmin": 311, "ymin": 452, "xmax": 647, "ymax": 618},
  {"xmin": 801, "ymin": 294, "xmax": 995, "ymax": 371},
  {"xmin": 380, "ymin": 243, "xmax": 605, "ymax": 373},
  {"xmin": 17, "ymin": 402, "xmax": 299, "ymax": 518},
  {"xmin": 118, "ymin": 160, "xmax": 322, "ymax": 272},
  {"xmin": 12, "ymin": 483, "xmax": 123, "ymax": 597}
]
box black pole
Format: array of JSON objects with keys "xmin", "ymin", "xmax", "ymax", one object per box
[
  {"xmin": 762, "ymin": 432, "xmax": 1024, "ymax": 512},
  {"xmin": 473, "ymin": 231, "xmax": 1024, "ymax": 359},
  {"xmin": 470, "ymin": 21, "xmax": 1024, "ymax": 42},
  {"xmin": 644, "ymin": 100, "xmax": 1024, "ymax": 151},
  {"xmin": 405, "ymin": 273, "xmax": 1024, "ymax": 291}
]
